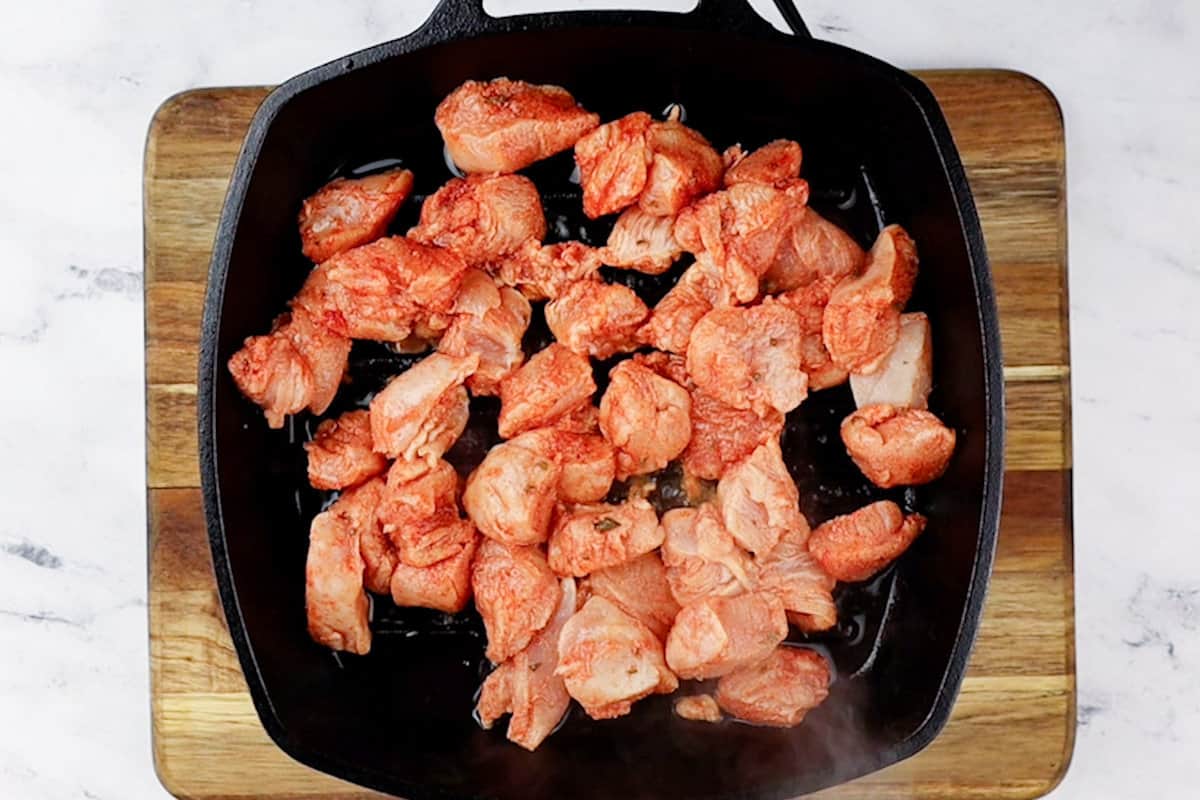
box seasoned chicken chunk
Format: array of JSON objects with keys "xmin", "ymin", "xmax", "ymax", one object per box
[
  {"xmin": 378, "ymin": 458, "xmax": 473, "ymax": 568},
  {"xmin": 477, "ymin": 577, "xmax": 578, "ymax": 751},
  {"xmin": 436, "ymin": 78, "xmax": 600, "ymax": 174},
  {"xmin": 389, "ymin": 529, "xmax": 478, "ymax": 613},
  {"xmin": 683, "ymin": 389, "xmax": 784, "ymax": 481},
  {"xmin": 823, "ymin": 225, "xmax": 919, "ymax": 374},
  {"xmin": 463, "ymin": 436, "xmax": 562, "ymax": 546},
  {"xmin": 674, "ymin": 694, "xmax": 723, "ymax": 722},
  {"xmin": 552, "ymin": 431, "xmax": 616, "ymax": 504},
  {"xmin": 841, "ymin": 404, "xmax": 956, "ymax": 488},
  {"xmin": 575, "ymin": 111, "xmax": 722, "ymax": 219},
  {"xmin": 574, "ymin": 111, "xmax": 654, "ymax": 218},
  {"xmin": 556, "ymin": 596, "xmax": 678, "ymax": 720},
  {"xmin": 369, "ymin": 352, "xmax": 476, "ymax": 462},
  {"xmin": 716, "ymin": 438, "xmax": 805, "ymax": 556},
  {"xmin": 722, "ymin": 139, "xmax": 802, "ymax": 188},
  {"xmin": 775, "ymin": 276, "xmax": 848, "ymax": 391},
  {"xmin": 547, "ymin": 498, "xmax": 663, "ymax": 577},
  {"xmin": 601, "ymin": 207, "xmax": 683, "ymax": 275},
  {"xmin": 439, "ymin": 279, "xmax": 532, "ymax": 396},
  {"xmin": 850, "ymin": 312, "xmax": 933, "ymax": 409},
  {"xmin": 293, "ymin": 236, "xmax": 468, "ymax": 342},
  {"xmin": 228, "ymin": 307, "xmax": 351, "ymax": 428},
  {"xmin": 686, "ymin": 300, "xmax": 808, "ymax": 416},
  {"xmin": 305, "ymin": 410, "xmax": 388, "ymax": 490},
  {"xmin": 761, "ymin": 207, "xmax": 865, "ymax": 294},
  {"xmin": 409, "ymin": 174, "xmax": 547, "ymax": 266},
  {"xmin": 352, "ymin": 478, "xmax": 397, "ymax": 595},
  {"xmin": 472, "ymin": 539, "xmax": 563, "ymax": 663},
  {"xmin": 673, "ymin": 180, "xmax": 810, "ymax": 303},
  {"xmin": 581, "ymin": 552, "xmax": 680, "ymax": 641},
  {"xmin": 492, "ymin": 240, "xmax": 604, "ymax": 301},
  {"xmin": 665, "ymin": 591, "xmax": 788, "ymax": 680},
  {"xmin": 513, "ymin": 426, "xmax": 617, "ymax": 504},
  {"xmin": 599, "ymin": 359, "xmax": 692, "ymax": 479},
  {"xmin": 809, "ymin": 500, "xmax": 927, "ymax": 582},
  {"xmin": 638, "ymin": 255, "xmax": 736, "ymax": 355},
  {"xmin": 305, "ymin": 485, "xmax": 375, "ymax": 654},
  {"xmin": 498, "ymin": 343, "xmax": 596, "ymax": 439},
  {"xmin": 299, "ymin": 168, "xmax": 414, "ymax": 263},
  {"xmin": 660, "ymin": 505, "xmax": 758, "ymax": 606},
  {"xmin": 716, "ymin": 646, "xmax": 830, "ymax": 726},
  {"xmin": 545, "ymin": 280, "xmax": 649, "ymax": 359},
  {"xmin": 640, "ymin": 119, "xmax": 724, "ymax": 216},
  {"xmin": 757, "ymin": 526, "xmax": 837, "ymax": 632}
]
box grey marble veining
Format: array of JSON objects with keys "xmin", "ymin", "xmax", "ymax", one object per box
[{"xmin": 1, "ymin": 1, "xmax": 1197, "ymax": 797}]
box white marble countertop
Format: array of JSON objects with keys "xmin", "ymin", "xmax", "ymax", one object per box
[{"xmin": 2, "ymin": 0, "xmax": 1196, "ymax": 797}]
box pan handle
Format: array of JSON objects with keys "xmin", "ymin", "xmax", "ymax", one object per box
[{"xmin": 417, "ymin": 0, "xmax": 812, "ymax": 41}]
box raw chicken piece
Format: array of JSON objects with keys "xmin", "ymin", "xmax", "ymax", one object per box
[
  {"xmin": 665, "ymin": 591, "xmax": 788, "ymax": 680},
  {"xmin": 293, "ymin": 236, "xmax": 468, "ymax": 342},
  {"xmin": 716, "ymin": 438, "xmax": 806, "ymax": 556},
  {"xmin": 556, "ymin": 596, "xmax": 678, "ymax": 720},
  {"xmin": 722, "ymin": 139, "xmax": 802, "ymax": 188},
  {"xmin": 353, "ymin": 479, "xmax": 397, "ymax": 595},
  {"xmin": 761, "ymin": 207, "xmax": 865, "ymax": 294},
  {"xmin": 463, "ymin": 436, "xmax": 562, "ymax": 546},
  {"xmin": 409, "ymin": 174, "xmax": 547, "ymax": 266},
  {"xmin": 673, "ymin": 180, "xmax": 810, "ymax": 303},
  {"xmin": 547, "ymin": 498, "xmax": 663, "ymax": 577},
  {"xmin": 638, "ymin": 255, "xmax": 736, "ymax": 355},
  {"xmin": 305, "ymin": 410, "xmax": 388, "ymax": 490},
  {"xmin": 498, "ymin": 343, "xmax": 597, "ymax": 439},
  {"xmin": 390, "ymin": 529, "xmax": 479, "ymax": 613},
  {"xmin": 299, "ymin": 168, "xmax": 414, "ymax": 263},
  {"xmin": 683, "ymin": 389, "xmax": 784, "ymax": 481},
  {"xmin": 436, "ymin": 78, "xmax": 600, "ymax": 174},
  {"xmin": 686, "ymin": 300, "xmax": 809, "ymax": 416},
  {"xmin": 439, "ymin": 280, "xmax": 532, "ymax": 396},
  {"xmin": 545, "ymin": 280, "xmax": 649, "ymax": 359},
  {"xmin": 674, "ymin": 694, "xmax": 723, "ymax": 722},
  {"xmin": 228, "ymin": 323, "xmax": 313, "ymax": 429},
  {"xmin": 823, "ymin": 225, "xmax": 919, "ymax": 374},
  {"xmin": 660, "ymin": 505, "xmax": 758, "ymax": 607},
  {"xmin": 581, "ymin": 552, "xmax": 680, "ymax": 641},
  {"xmin": 305, "ymin": 485, "xmax": 376, "ymax": 654},
  {"xmin": 515, "ymin": 426, "xmax": 617, "ymax": 504},
  {"xmin": 472, "ymin": 539, "xmax": 563, "ymax": 663},
  {"xmin": 228, "ymin": 307, "xmax": 351, "ymax": 428},
  {"xmin": 574, "ymin": 112, "xmax": 654, "ymax": 219},
  {"xmin": 598, "ymin": 359, "xmax": 692, "ymax": 479},
  {"xmin": 369, "ymin": 352, "xmax": 477, "ymax": 463},
  {"xmin": 601, "ymin": 207, "xmax": 683, "ymax": 275},
  {"xmin": 492, "ymin": 240, "xmax": 604, "ymax": 301},
  {"xmin": 841, "ymin": 404, "xmax": 956, "ymax": 488},
  {"xmin": 477, "ymin": 577, "xmax": 578, "ymax": 751},
  {"xmin": 640, "ymin": 119, "xmax": 724, "ymax": 216},
  {"xmin": 716, "ymin": 646, "xmax": 830, "ymax": 726},
  {"xmin": 809, "ymin": 500, "xmax": 927, "ymax": 582},
  {"xmin": 378, "ymin": 458, "xmax": 472, "ymax": 568},
  {"xmin": 850, "ymin": 312, "xmax": 932, "ymax": 409},
  {"xmin": 757, "ymin": 526, "xmax": 837, "ymax": 632},
  {"xmin": 553, "ymin": 431, "xmax": 616, "ymax": 504},
  {"xmin": 775, "ymin": 276, "xmax": 848, "ymax": 391}
]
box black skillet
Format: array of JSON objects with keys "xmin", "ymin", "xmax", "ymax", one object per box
[{"xmin": 198, "ymin": 1, "xmax": 1004, "ymax": 797}]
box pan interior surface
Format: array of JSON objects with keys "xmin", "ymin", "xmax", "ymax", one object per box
[{"xmin": 207, "ymin": 21, "xmax": 994, "ymax": 800}]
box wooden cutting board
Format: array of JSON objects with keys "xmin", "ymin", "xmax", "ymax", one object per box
[{"xmin": 145, "ymin": 69, "xmax": 1074, "ymax": 800}]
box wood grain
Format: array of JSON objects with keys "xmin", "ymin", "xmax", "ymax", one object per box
[{"xmin": 145, "ymin": 69, "xmax": 1073, "ymax": 800}]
